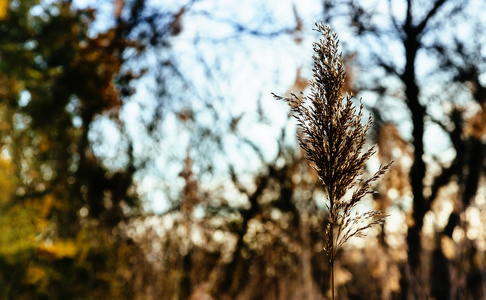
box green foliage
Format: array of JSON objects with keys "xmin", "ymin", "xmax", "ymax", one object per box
[{"xmin": 0, "ymin": 1, "xmax": 141, "ymax": 298}]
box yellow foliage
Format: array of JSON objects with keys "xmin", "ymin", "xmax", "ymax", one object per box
[
  {"xmin": 0, "ymin": 206, "xmax": 37, "ymax": 261},
  {"xmin": 24, "ymin": 265, "xmax": 46, "ymax": 285},
  {"xmin": 37, "ymin": 240, "xmax": 78, "ymax": 260},
  {"xmin": 0, "ymin": 148, "xmax": 14, "ymax": 204},
  {"xmin": 0, "ymin": 0, "xmax": 7, "ymax": 20},
  {"xmin": 35, "ymin": 217, "xmax": 49, "ymax": 231},
  {"xmin": 41, "ymin": 194, "xmax": 63, "ymax": 218},
  {"xmin": 24, "ymin": 193, "xmax": 63, "ymax": 217}
]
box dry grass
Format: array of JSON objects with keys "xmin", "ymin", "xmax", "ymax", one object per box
[{"xmin": 273, "ymin": 22, "xmax": 392, "ymax": 299}]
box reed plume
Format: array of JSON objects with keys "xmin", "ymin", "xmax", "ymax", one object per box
[{"xmin": 273, "ymin": 22, "xmax": 392, "ymax": 299}]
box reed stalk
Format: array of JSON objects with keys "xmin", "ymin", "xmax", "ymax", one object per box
[{"xmin": 273, "ymin": 22, "xmax": 392, "ymax": 300}]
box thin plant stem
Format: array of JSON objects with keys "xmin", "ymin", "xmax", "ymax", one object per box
[
  {"xmin": 329, "ymin": 189, "xmax": 335, "ymax": 300},
  {"xmin": 331, "ymin": 258, "xmax": 335, "ymax": 300}
]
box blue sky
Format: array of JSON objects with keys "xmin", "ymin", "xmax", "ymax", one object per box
[{"xmin": 66, "ymin": 0, "xmax": 484, "ymax": 214}]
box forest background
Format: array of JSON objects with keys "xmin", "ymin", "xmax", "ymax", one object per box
[{"xmin": 0, "ymin": 0, "xmax": 485, "ymax": 299}]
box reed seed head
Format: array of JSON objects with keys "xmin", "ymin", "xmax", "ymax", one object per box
[{"xmin": 273, "ymin": 22, "xmax": 392, "ymax": 263}]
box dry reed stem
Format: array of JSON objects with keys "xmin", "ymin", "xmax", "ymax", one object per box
[{"xmin": 273, "ymin": 21, "xmax": 392, "ymax": 299}]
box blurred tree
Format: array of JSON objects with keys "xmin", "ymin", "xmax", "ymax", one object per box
[{"xmin": 0, "ymin": 0, "xmax": 149, "ymax": 298}]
